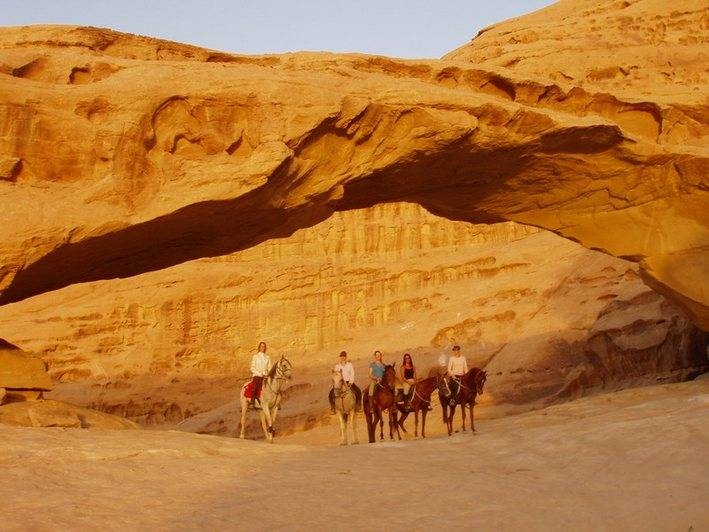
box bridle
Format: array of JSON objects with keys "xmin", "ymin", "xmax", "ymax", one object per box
[
  {"xmin": 265, "ymin": 357, "xmax": 293, "ymax": 394},
  {"xmin": 458, "ymin": 370, "xmax": 486, "ymax": 396}
]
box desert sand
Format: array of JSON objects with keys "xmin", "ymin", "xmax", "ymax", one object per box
[{"xmin": 2, "ymin": 379, "xmax": 708, "ymax": 531}]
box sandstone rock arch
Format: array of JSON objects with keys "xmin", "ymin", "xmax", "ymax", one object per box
[{"xmin": 0, "ymin": 4, "xmax": 707, "ymax": 328}]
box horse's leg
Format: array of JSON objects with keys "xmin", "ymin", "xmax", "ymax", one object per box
[
  {"xmin": 397, "ymin": 410, "xmax": 409, "ymax": 435},
  {"xmin": 446, "ymin": 404, "xmax": 454, "ymax": 436},
  {"xmin": 421, "ymin": 409, "xmax": 428, "ymax": 439},
  {"xmin": 239, "ymin": 396, "xmax": 248, "ymax": 439},
  {"xmin": 391, "ymin": 408, "xmax": 402, "ymax": 441},
  {"xmin": 260, "ymin": 407, "xmax": 274, "ymax": 442},
  {"xmin": 440, "ymin": 397, "xmax": 452, "ymax": 436},
  {"xmin": 439, "ymin": 393, "xmax": 448, "ymax": 423},
  {"xmin": 337, "ymin": 412, "xmax": 347, "ymax": 445},
  {"xmin": 364, "ymin": 395, "xmax": 375, "ymax": 443},
  {"xmin": 271, "ymin": 404, "xmax": 280, "ymax": 426},
  {"xmin": 470, "ymin": 402, "xmax": 476, "ymax": 433},
  {"xmin": 461, "ymin": 400, "xmax": 467, "ymax": 432},
  {"xmin": 351, "ymin": 408, "xmax": 359, "ymax": 445},
  {"xmin": 374, "ymin": 408, "xmax": 384, "ymax": 441}
]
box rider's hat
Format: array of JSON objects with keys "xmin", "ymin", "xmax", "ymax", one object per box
[{"xmin": 339, "ymin": 351, "xmax": 347, "ymax": 357}]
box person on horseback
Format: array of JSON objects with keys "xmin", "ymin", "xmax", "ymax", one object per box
[
  {"xmin": 329, "ymin": 351, "xmax": 362, "ymax": 414},
  {"xmin": 368, "ymin": 350, "xmax": 386, "ymax": 396},
  {"xmin": 397, "ymin": 353, "xmax": 417, "ymax": 411},
  {"xmin": 445, "ymin": 345, "xmax": 468, "ymax": 405},
  {"xmin": 249, "ymin": 341, "xmax": 271, "ymax": 408}
]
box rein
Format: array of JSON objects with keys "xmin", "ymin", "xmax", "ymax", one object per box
[
  {"xmin": 412, "ymin": 386, "xmax": 431, "ymax": 405},
  {"xmin": 264, "ymin": 357, "xmax": 292, "ymax": 395},
  {"xmin": 375, "ymin": 380, "xmax": 394, "ymax": 393}
]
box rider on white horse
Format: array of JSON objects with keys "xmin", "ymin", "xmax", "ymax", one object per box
[
  {"xmin": 329, "ymin": 351, "xmax": 361, "ymax": 413},
  {"xmin": 249, "ymin": 341, "xmax": 272, "ymax": 408}
]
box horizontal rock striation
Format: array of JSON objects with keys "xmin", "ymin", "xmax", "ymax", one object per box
[
  {"xmin": 0, "ymin": 4, "xmax": 707, "ymax": 328},
  {"xmin": 0, "ymin": 205, "xmax": 705, "ymax": 423}
]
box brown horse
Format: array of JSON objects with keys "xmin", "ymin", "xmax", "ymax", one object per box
[
  {"xmin": 396, "ymin": 375, "xmax": 438, "ymax": 438},
  {"xmin": 438, "ymin": 367, "xmax": 487, "ymax": 436},
  {"xmin": 363, "ymin": 364, "xmax": 401, "ymax": 443}
]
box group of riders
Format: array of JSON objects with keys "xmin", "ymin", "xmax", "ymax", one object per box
[
  {"xmin": 244, "ymin": 340, "xmax": 470, "ymax": 412},
  {"xmin": 327, "ymin": 346, "xmax": 469, "ymax": 413}
]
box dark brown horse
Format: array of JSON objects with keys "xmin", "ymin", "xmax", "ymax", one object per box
[
  {"xmin": 363, "ymin": 364, "xmax": 401, "ymax": 443},
  {"xmin": 438, "ymin": 367, "xmax": 487, "ymax": 436},
  {"xmin": 395, "ymin": 375, "xmax": 438, "ymax": 438}
]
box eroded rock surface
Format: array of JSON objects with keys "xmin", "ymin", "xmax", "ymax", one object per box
[
  {"xmin": 0, "ymin": 339, "xmax": 52, "ymax": 394},
  {"xmin": 0, "ymin": 0, "xmax": 707, "ymax": 327},
  {"xmin": 0, "ymin": 205, "xmax": 705, "ymax": 424},
  {"xmin": 0, "ymin": 1, "xmax": 707, "ymax": 426},
  {"xmin": 0, "ymin": 399, "xmax": 139, "ymax": 429}
]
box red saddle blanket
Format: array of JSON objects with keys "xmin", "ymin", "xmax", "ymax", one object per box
[{"xmin": 243, "ymin": 380, "xmax": 261, "ymax": 400}]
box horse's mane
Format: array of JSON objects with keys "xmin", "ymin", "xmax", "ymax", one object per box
[
  {"xmin": 461, "ymin": 366, "xmax": 480, "ymax": 382},
  {"xmin": 267, "ymin": 359, "xmax": 279, "ymax": 379},
  {"xmin": 382, "ymin": 364, "xmax": 397, "ymax": 389},
  {"xmin": 419, "ymin": 375, "xmax": 439, "ymax": 386},
  {"xmin": 267, "ymin": 356, "xmax": 292, "ymax": 379}
]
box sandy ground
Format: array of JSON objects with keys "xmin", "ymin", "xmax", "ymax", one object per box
[{"xmin": 2, "ymin": 380, "xmax": 708, "ymax": 531}]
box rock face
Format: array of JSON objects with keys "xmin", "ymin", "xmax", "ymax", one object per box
[
  {"xmin": 0, "ymin": 2, "xmax": 707, "ymax": 425},
  {"xmin": 0, "ymin": 205, "xmax": 705, "ymax": 424},
  {"xmin": 0, "ymin": 1, "xmax": 707, "ymax": 328},
  {"xmin": 0, "ymin": 339, "xmax": 52, "ymax": 403},
  {"xmin": 0, "ymin": 399, "xmax": 139, "ymax": 429},
  {"xmin": 445, "ymin": 0, "xmax": 708, "ymax": 105}
]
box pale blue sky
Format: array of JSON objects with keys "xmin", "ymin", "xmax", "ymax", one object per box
[{"xmin": 1, "ymin": 1, "xmax": 554, "ymax": 58}]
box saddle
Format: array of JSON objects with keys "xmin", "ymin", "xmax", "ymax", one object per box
[
  {"xmin": 244, "ymin": 380, "xmax": 263, "ymax": 409},
  {"xmin": 440, "ymin": 376, "xmax": 461, "ymax": 406}
]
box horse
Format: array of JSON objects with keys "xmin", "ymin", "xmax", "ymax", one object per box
[
  {"xmin": 395, "ymin": 375, "xmax": 438, "ymax": 438},
  {"xmin": 331, "ymin": 369, "xmax": 359, "ymax": 445},
  {"xmin": 363, "ymin": 363, "xmax": 401, "ymax": 443},
  {"xmin": 239, "ymin": 355, "xmax": 293, "ymax": 442},
  {"xmin": 438, "ymin": 367, "xmax": 487, "ymax": 436}
]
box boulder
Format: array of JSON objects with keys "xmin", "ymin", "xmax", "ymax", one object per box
[
  {"xmin": 0, "ymin": 400, "xmax": 139, "ymax": 429},
  {"xmin": 0, "ymin": 341, "xmax": 52, "ymax": 392}
]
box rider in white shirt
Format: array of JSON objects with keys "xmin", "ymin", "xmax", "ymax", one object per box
[
  {"xmin": 447, "ymin": 345, "xmax": 468, "ymax": 377},
  {"xmin": 249, "ymin": 341, "xmax": 272, "ymax": 407},
  {"xmin": 329, "ymin": 351, "xmax": 361, "ymax": 414},
  {"xmin": 445, "ymin": 345, "xmax": 468, "ymax": 401}
]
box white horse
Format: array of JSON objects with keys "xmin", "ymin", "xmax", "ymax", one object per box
[
  {"xmin": 239, "ymin": 356, "xmax": 293, "ymax": 442},
  {"xmin": 331, "ymin": 369, "xmax": 359, "ymax": 446}
]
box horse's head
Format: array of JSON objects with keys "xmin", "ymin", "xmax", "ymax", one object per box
[
  {"xmin": 332, "ymin": 368, "xmax": 344, "ymax": 389},
  {"xmin": 274, "ymin": 355, "xmax": 293, "ymax": 381},
  {"xmin": 475, "ymin": 370, "xmax": 487, "ymax": 395},
  {"xmin": 382, "ymin": 364, "xmax": 397, "ymax": 390}
]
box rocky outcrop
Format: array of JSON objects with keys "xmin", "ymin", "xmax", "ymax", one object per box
[
  {"xmin": 0, "ymin": 338, "xmax": 139, "ymax": 428},
  {"xmin": 0, "ymin": 399, "xmax": 138, "ymax": 429},
  {"xmin": 0, "ymin": 339, "xmax": 52, "ymax": 403},
  {"xmin": 445, "ymin": 0, "xmax": 708, "ymax": 105},
  {"xmin": 0, "ymin": 4, "xmax": 706, "ymax": 328}
]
